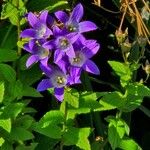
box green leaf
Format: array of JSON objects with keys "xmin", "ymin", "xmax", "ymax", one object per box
[
  {"xmin": 0, "ymin": 64, "xmax": 16, "ymax": 83},
  {"xmin": 0, "ymin": 118, "xmax": 11, "ymax": 133},
  {"xmin": 99, "ymin": 92, "xmax": 125, "ymax": 110},
  {"xmin": 66, "ymin": 92, "xmax": 104, "ymax": 120},
  {"xmin": 118, "ymin": 138, "xmax": 142, "ymax": 150},
  {"xmin": 22, "ymin": 85, "xmax": 43, "ymax": 97},
  {"xmin": 64, "ymin": 88, "xmax": 79, "ymax": 108},
  {"xmin": 27, "ymin": 0, "xmax": 69, "ymax": 12},
  {"xmin": 1, "ymin": 141, "xmax": 13, "ymax": 150},
  {"xmin": 0, "ymin": 103, "xmax": 25, "ymax": 119},
  {"xmin": 16, "ymin": 143, "xmax": 38, "ymax": 150},
  {"xmin": 122, "ymin": 83, "xmax": 150, "ymax": 112},
  {"xmin": 0, "ymin": 81, "xmax": 4, "ymax": 103},
  {"xmin": 0, "ymin": 25, "xmax": 17, "ymax": 49},
  {"xmin": 20, "ymin": 64, "xmax": 42, "ymax": 85},
  {"xmin": 8, "ymin": 80, "xmax": 23, "ymax": 100},
  {"xmin": 33, "ymin": 110, "xmax": 64, "ymax": 139},
  {"xmin": 0, "ymin": 48, "xmax": 18, "ymax": 62},
  {"xmin": 1, "ymin": 0, "xmax": 26, "ymax": 25},
  {"xmin": 1, "ymin": 2, "xmax": 19, "ymax": 25},
  {"xmin": 10, "ymin": 127, "xmax": 34, "ymax": 141},
  {"xmin": 107, "ymin": 117, "xmax": 130, "ymax": 150},
  {"xmin": 14, "ymin": 115, "xmax": 34, "ymax": 129},
  {"xmin": 0, "ymin": 137, "xmax": 5, "ymax": 147},
  {"xmin": 63, "ymin": 127, "xmax": 91, "ymax": 150},
  {"xmin": 108, "ymin": 61, "xmax": 132, "ymax": 86},
  {"xmin": 108, "ymin": 125, "xmax": 121, "ymax": 150},
  {"xmin": 80, "ymin": 91, "xmax": 103, "ymax": 110},
  {"xmin": 35, "ymin": 134, "xmax": 58, "ymax": 150}
]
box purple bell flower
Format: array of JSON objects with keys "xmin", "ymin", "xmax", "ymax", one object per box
[
  {"xmin": 55, "ymin": 3, "xmax": 97, "ymax": 34},
  {"xmin": 37, "ymin": 65, "xmax": 68, "ymax": 101},
  {"xmin": 69, "ymin": 38, "xmax": 100, "ymax": 75},
  {"xmin": 20, "ymin": 11, "xmax": 53, "ymax": 39},
  {"xmin": 44, "ymin": 26, "xmax": 79, "ymax": 63},
  {"xmin": 24, "ymin": 39, "xmax": 53, "ymax": 68}
]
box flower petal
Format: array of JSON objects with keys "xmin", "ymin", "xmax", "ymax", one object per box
[
  {"xmin": 70, "ymin": 3, "xmax": 83, "ymax": 22},
  {"xmin": 66, "ymin": 45, "xmax": 75, "ymax": 58},
  {"xmin": 57, "ymin": 58, "xmax": 68, "ymax": 74},
  {"xmin": 83, "ymin": 59, "xmax": 100, "ymax": 75},
  {"xmin": 40, "ymin": 64, "xmax": 52, "ymax": 76},
  {"xmin": 55, "ymin": 11, "xmax": 69, "ymax": 23},
  {"xmin": 79, "ymin": 21, "xmax": 97, "ymax": 33},
  {"xmin": 54, "ymin": 87, "xmax": 64, "ymax": 101},
  {"xmin": 40, "ymin": 10, "xmax": 48, "ymax": 23},
  {"xmin": 29, "ymin": 39, "xmax": 36, "ymax": 49},
  {"xmin": 43, "ymin": 40, "xmax": 54, "ymax": 49},
  {"xmin": 67, "ymin": 33, "xmax": 79, "ymax": 44},
  {"xmin": 84, "ymin": 42, "xmax": 100, "ymax": 58},
  {"xmin": 54, "ymin": 50, "xmax": 63, "ymax": 63},
  {"xmin": 20, "ymin": 29, "xmax": 36, "ymax": 38},
  {"xmin": 45, "ymin": 27, "xmax": 53, "ymax": 37},
  {"xmin": 26, "ymin": 55, "xmax": 39, "ymax": 68},
  {"xmin": 40, "ymin": 57, "xmax": 48, "ymax": 66},
  {"xmin": 68, "ymin": 67, "xmax": 81, "ymax": 85},
  {"xmin": 53, "ymin": 26, "xmax": 64, "ymax": 36},
  {"xmin": 23, "ymin": 43, "xmax": 32, "ymax": 53},
  {"xmin": 47, "ymin": 15, "xmax": 54, "ymax": 26},
  {"xmin": 37, "ymin": 79, "xmax": 53, "ymax": 91},
  {"xmin": 27, "ymin": 12, "xmax": 38, "ymax": 27}
]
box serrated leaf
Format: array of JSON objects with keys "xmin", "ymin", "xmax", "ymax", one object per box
[
  {"xmin": 64, "ymin": 88, "xmax": 79, "ymax": 108},
  {"xmin": 0, "ymin": 118, "xmax": 11, "ymax": 133},
  {"xmin": 8, "ymin": 80, "xmax": 23, "ymax": 100},
  {"xmin": 1, "ymin": 2, "xmax": 19, "ymax": 25},
  {"xmin": 23, "ymin": 86, "xmax": 43, "ymax": 97},
  {"xmin": 119, "ymin": 138, "xmax": 142, "ymax": 150},
  {"xmin": 0, "ymin": 64, "xmax": 16, "ymax": 83},
  {"xmin": 108, "ymin": 125, "xmax": 121, "ymax": 150},
  {"xmin": 10, "ymin": 127, "xmax": 34, "ymax": 141},
  {"xmin": 0, "ymin": 103, "xmax": 25, "ymax": 119},
  {"xmin": 14, "ymin": 115, "xmax": 34, "ymax": 129},
  {"xmin": 121, "ymin": 83, "xmax": 150, "ymax": 112},
  {"xmin": 0, "ymin": 48, "xmax": 18, "ymax": 62},
  {"xmin": 108, "ymin": 61, "xmax": 132, "ymax": 86},
  {"xmin": 0, "ymin": 81, "xmax": 4, "ymax": 103},
  {"xmin": 1, "ymin": 0, "xmax": 26, "ymax": 25},
  {"xmin": 63, "ymin": 127, "xmax": 91, "ymax": 150},
  {"xmin": 99, "ymin": 92, "xmax": 125, "ymax": 110},
  {"xmin": 33, "ymin": 110, "xmax": 64, "ymax": 139},
  {"xmin": 107, "ymin": 117, "xmax": 130, "ymax": 150}
]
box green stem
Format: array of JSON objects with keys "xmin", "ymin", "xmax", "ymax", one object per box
[
  {"xmin": 92, "ymin": 112, "xmax": 104, "ymax": 137},
  {"xmin": 82, "ymin": 72, "xmax": 105, "ymax": 138},
  {"xmin": 60, "ymin": 100, "xmax": 68, "ymax": 150},
  {"xmin": 16, "ymin": 0, "xmax": 21, "ymax": 56}
]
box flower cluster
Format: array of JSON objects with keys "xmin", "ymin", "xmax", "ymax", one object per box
[{"xmin": 21, "ymin": 3, "xmax": 100, "ymax": 101}]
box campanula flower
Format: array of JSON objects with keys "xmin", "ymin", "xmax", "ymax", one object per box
[
  {"xmin": 55, "ymin": 3, "xmax": 97, "ymax": 34},
  {"xmin": 44, "ymin": 26, "xmax": 79, "ymax": 63},
  {"xmin": 37, "ymin": 65, "xmax": 68, "ymax": 101},
  {"xmin": 20, "ymin": 11, "xmax": 53, "ymax": 39},
  {"xmin": 69, "ymin": 38, "xmax": 100, "ymax": 75},
  {"xmin": 24, "ymin": 39, "xmax": 53, "ymax": 67}
]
